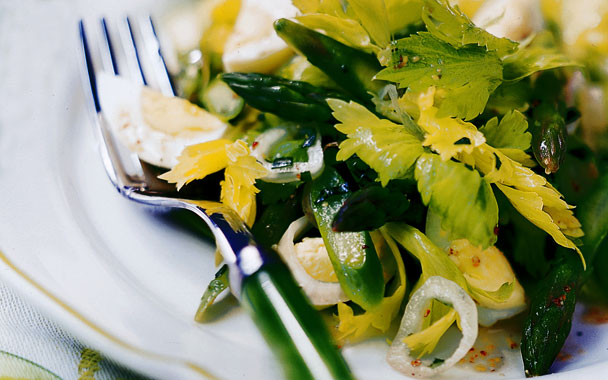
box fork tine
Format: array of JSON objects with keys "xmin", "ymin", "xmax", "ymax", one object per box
[
  {"xmin": 79, "ymin": 19, "xmax": 120, "ymax": 187},
  {"xmin": 79, "ymin": 20, "xmax": 101, "ymax": 113},
  {"xmin": 99, "ymin": 18, "xmax": 119, "ymax": 75},
  {"xmin": 79, "ymin": 19, "xmax": 147, "ymax": 191},
  {"xmin": 116, "ymin": 17, "xmax": 147, "ymax": 85},
  {"xmin": 126, "ymin": 16, "xmax": 175, "ymax": 96},
  {"xmin": 139, "ymin": 16, "xmax": 175, "ymax": 96}
]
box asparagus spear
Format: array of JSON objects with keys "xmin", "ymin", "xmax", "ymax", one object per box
[
  {"xmin": 274, "ymin": 18, "xmax": 385, "ymax": 105},
  {"xmin": 308, "ymin": 167, "xmax": 385, "ymax": 310},
  {"xmin": 221, "ymin": 72, "xmax": 349, "ymax": 123},
  {"xmin": 529, "ymin": 71, "xmax": 569, "ymax": 174},
  {"xmin": 521, "ymin": 173, "xmax": 608, "ymax": 376}
]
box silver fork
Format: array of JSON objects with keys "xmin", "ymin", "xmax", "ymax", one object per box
[{"xmin": 78, "ymin": 16, "xmax": 354, "ymax": 380}]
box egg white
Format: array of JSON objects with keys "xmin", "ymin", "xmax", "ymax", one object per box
[
  {"xmin": 222, "ymin": 0, "xmax": 298, "ymax": 74},
  {"xmin": 97, "ymin": 73, "xmax": 227, "ymax": 168}
]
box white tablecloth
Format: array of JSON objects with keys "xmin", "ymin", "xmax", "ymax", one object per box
[
  {"xmin": 0, "ymin": 1, "xmax": 166, "ymax": 378},
  {"xmin": 0, "ymin": 281, "xmax": 150, "ymax": 379}
]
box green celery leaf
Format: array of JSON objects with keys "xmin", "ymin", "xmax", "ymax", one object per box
[
  {"xmin": 328, "ymin": 99, "xmax": 424, "ymax": 186},
  {"xmin": 503, "ymin": 47, "xmax": 580, "ymax": 82},
  {"xmin": 415, "ymin": 153, "xmax": 499, "ymax": 248},
  {"xmin": 480, "ymin": 110, "xmax": 532, "ymax": 150},
  {"xmin": 376, "ymin": 32, "xmax": 503, "ymax": 120},
  {"xmin": 485, "ymin": 80, "xmax": 531, "ymax": 114},
  {"xmin": 384, "ymin": 223, "xmax": 467, "ymax": 289},
  {"xmin": 421, "ymin": 0, "xmax": 518, "ymax": 57}
]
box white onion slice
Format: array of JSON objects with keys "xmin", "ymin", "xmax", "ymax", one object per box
[
  {"xmin": 387, "ymin": 276, "xmax": 478, "ymax": 377},
  {"xmin": 274, "ymin": 217, "xmax": 348, "ymax": 306},
  {"xmin": 251, "ymin": 128, "xmax": 324, "ymax": 183}
]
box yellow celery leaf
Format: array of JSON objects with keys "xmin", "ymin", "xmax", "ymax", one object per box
[
  {"xmin": 328, "ymin": 99, "xmax": 424, "ymax": 186},
  {"xmin": 335, "ymin": 229, "xmax": 407, "ymax": 341},
  {"xmin": 402, "ymin": 308, "xmax": 457, "ymax": 358},
  {"xmin": 295, "ymin": 14, "xmax": 378, "ymax": 54},
  {"xmin": 396, "ymin": 90, "xmax": 421, "ymax": 121},
  {"xmin": 416, "ymin": 88, "xmax": 485, "ymax": 161},
  {"xmin": 468, "ymin": 147, "xmax": 573, "ymax": 212},
  {"xmin": 545, "ymin": 207, "xmax": 584, "ymax": 238},
  {"xmin": 468, "ymin": 146, "xmax": 544, "ymax": 189},
  {"xmin": 448, "ymin": 239, "xmax": 526, "ymax": 310},
  {"xmin": 499, "ymin": 148, "xmax": 536, "ymax": 167},
  {"xmin": 462, "ymin": 144, "xmax": 583, "ymax": 261},
  {"xmin": 496, "ymin": 183, "xmax": 584, "ymax": 266},
  {"xmin": 292, "ymin": 0, "xmax": 320, "ymax": 13},
  {"xmin": 348, "ymin": 0, "xmax": 391, "ymax": 48},
  {"xmin": 220, "ymin": 141, "xmax": 269, "ymax": 227},
  {"xmin": 295, "ymin": 0, "xmax": 390, "ymax": 50},
  {"xmin": 386, "ymin": 0, "xmax": 424, "ymax": 34},
  {"xmin": 293, "ymin": 0, "xmax": 348, "ymax": 17},
  {"xmin": 160, "ymin": 139, "xmax": 267, "ymax": 227},
  {"xmin": 525, "ymin": 184, "xmax": 572, "ymax": 210},
  {"xmin": 159, "ymin": 139, "xmax": 232, "ymax": 189}
]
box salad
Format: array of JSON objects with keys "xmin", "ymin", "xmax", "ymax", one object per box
[{"xmin": 104, "ymin": 0, "xmax": 608, "ymax": 377}]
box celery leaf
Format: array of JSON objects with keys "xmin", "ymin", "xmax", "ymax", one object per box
[
  {"xmin": 503, "ymin": 47, "xmax": 580, "ymax": 82},
  {"xmin": 348, "ymin": 0, "xmax": 391, "ymax": 48},
  {"xmin": 402, "ymin": 308, "xmax": 457, "ymax": 358},
  {"xmin": 295, "ymin": 14, "xmax": 378, "ymax": 54},
  {"xmin": 385, "ymin": 223, "xmax": 467, "ymax": 288},
  {"xmin": 376, "ymin": 32, "xmax": 503, "ymax": 120},
  {"xmin": 415, "ymin": 153, "xmax": 499, "ymax": 248},
  {"xmin": 480, "ymin": 110, "xmax": 531, "ymax": 150},
  {"xmin": 469, "ymin": 281, "xmax": 514, "ymax": 304},
  {"xmin": 328, "ymin": 99, "xmax": 424, "ymax": 186},
  {"xmin": 421, "ymin": 0, "xmax": 518, "ymax": 57}
]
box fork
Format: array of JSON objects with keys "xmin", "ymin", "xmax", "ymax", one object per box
[{"xmin": 78, "ymin": 16, "xmax": 354, "ymax": 380}]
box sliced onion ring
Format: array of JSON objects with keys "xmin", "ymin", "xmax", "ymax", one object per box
[
  {"xmin": 274, "ymin": 216, "xmax": 348, "ymax": 306},
  {"xmin": 387, "ymin": 276, "xmax": 478, "ymax": 377}
]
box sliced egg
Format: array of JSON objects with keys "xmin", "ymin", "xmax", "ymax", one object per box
[
  {"xmin": 275, "ymin": 217, "xmax": 348, "ymax": 307},
  {"xmin": 294, "ymin": 237, "xmax": 338, "ymax": 283},
  {"xmin": 222, "ymin": 0, "xmax": 297, "ymax": 73},
  {"xmin": 97, "ymin": 73, "xmax": 228, "ymax": 168}
]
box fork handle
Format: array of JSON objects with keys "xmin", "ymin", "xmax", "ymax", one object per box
[
  {"xmin": 238, "ymin": 249, "xmax": 355, "ymax": 380},
  {"xmin": 177, "ymin": 203, "xmax": 354, "ymax": 379}
]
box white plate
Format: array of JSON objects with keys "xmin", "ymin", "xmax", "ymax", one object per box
[{"xmin": 1, "ymin": 1, "xmax": 608, "ymax": 379}]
